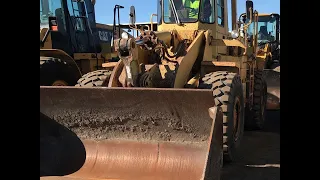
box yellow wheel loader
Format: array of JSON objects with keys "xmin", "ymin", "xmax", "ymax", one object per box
[
  {"xmin": 40, "ymin": 0, "xmax": 266, "ymax": 179},
  {"xmin": 255, "ymin": 13, "xmax": 280, "ymax": 69},
  {"xmin": 40, "ymin": 0, "xmax": 125, "ymax": 86},
  {"xmin": 250, "ymin": 13, "xmax": 280, "ymax": 110}
]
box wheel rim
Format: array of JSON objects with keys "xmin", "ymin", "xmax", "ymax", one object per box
[
  {"xmin": 52, "ymin": 80, "xmax": 68, "ymax": 86},
  {"xmin": 233, "ymin": 97, "xmax": 241, "ymax": 142}
]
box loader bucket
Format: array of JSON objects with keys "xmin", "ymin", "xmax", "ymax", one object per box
[
  {"xmin": 264, "ymin": 67, "xmax": 280, "ymax": 110},
  {"xmin": 40, "ymin": 86, "xmax": 223, "ymax": 180}
]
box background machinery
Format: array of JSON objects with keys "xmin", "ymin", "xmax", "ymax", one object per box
[
  {"xmin": 40, "ymin": 0, "xmax": 267, "ymax": 179},
  {"xmin": 247, "ymin": 13, "xmax": 280, "ymax": 109},
  {"xmin": 254, "ymin": 13, "xmax": 280, "ymax": 69},
  {"xmin": 40, "ymin": 0, "xmax": 126, "ymax": 86}
]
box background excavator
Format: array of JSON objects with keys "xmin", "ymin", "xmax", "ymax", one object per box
[
  {"xmin": 40, "ymin": 0, "xmax": 126, "ymax": 86},
  {"xmin": 40, "ymin": 0, "xmax": 269, "ymax": 179}
]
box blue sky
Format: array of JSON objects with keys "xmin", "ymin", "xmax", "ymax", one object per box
[{"xmin": 94, "ymin": 0, "xmax": 280, "ymax": 30}]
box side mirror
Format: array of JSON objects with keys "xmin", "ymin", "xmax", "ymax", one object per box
[
  {"xmin": 246, "ymin": 0, "xmax": 254, "ymax": 19},
  {"xmin": 239, "ymin": 13, "xmax": 247, "ymax": 24},
  {"xmin": 129, "ymin": 6, "xmax": 136, "ymax": 26}
]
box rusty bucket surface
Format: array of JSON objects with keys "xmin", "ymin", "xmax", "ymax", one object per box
[
  {"xmin": 264, "ymin": 68, "xmax": 280, "ymax": 110},
  {"xmin": 40, "ymin": 86, "xmax": 223, "ymax": 180}
]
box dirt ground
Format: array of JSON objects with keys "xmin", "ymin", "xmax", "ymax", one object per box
[{"xmin": 222, "ymin": 111, "xmax": 280, "ymax": 180}]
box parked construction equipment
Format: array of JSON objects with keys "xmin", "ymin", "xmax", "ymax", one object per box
[
  {"xmin": 40, "ymin": 0, "xmax": 126, "ymax": 86},
  {"xmin": 255, "ymin": 13, "xmax": 280, "ymax": 69},
  {"xmin": 40, "ymin": 0, "xmax": 268, "ymax": 179},
  {"xmin": 252, "ymin": 13, "xmax": 280, "ymax": 110}
]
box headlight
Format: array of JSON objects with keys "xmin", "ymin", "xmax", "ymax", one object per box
[
  {"xmin": 121, "ymin": 32, "xmax": 129, "ymax": 39},
  {"xmin": 231, "ymin": 30, "xmax": 239, "ymax": 39}
]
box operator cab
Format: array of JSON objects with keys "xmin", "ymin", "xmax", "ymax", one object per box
[
  {"xmin": 159, "ymin": 0, "xmax": 214, "ymax": 24},
  {"xmin": 40, "ymin": 0, "xmax": 101, "ymax": 56},
  {"xmin": 156, "ymin": 0, "xmax": 232, "ymax": 34},
  {"xmin": 247, "ymin": 13, "xmax": 280, "ymax": 46},
  {"xmin": 247, "ymin": 13, "xmax": 280, "ymax": 64}
]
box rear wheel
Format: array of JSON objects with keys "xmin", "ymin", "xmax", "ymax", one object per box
[
  {"xmin": 76, "ymin": 70, "xmax": 112, "ymax": 87},
  {"xmin": 40, "ymin": 56, "xmax": 81, "ymax": 86},
  {"xmin": 51, "ymin": 80, "xmax": 68, "ymax": 86},
  {"xmin": 200, "ymin": 71, "xmax": 244, "ymax": 163},
  {"xmin": 245, "ymin": 70, "xmax": 267, "ymax": 130}
]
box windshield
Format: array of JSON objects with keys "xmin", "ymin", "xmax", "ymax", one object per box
[
  {"xmin": 162, "ymin": 0, "xmax": 214, "ymax": 24},
  {"xmin": 248, "ymin": 15, "xmax": 278, "ymax": 44},
  {"xmin": 40, "ymin": 0, "xmax": 63, "ymax": 29}
]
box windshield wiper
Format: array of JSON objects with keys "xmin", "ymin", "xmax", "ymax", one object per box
[{"xmin": 169, "ymin": 0, "xmax": 182, "ymax": 25}]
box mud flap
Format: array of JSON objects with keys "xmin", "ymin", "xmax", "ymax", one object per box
[
  {"xmin": 263, "ymin": 68, "xmax": 280, "ymax": 110},
  {"xmin": 40, "ymin": 86, "xmax": 223, "ymax": 180}
]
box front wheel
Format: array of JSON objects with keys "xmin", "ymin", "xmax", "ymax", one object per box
[
  {"xmin": 245, "ymin": 70, "xmax": 267, "ymax": 130},
  {"xmin": 199, "ymin": 71, "xmax": 245, "ymax": 163},
  {"xmin": 40, "ymin": 56, "xmax": 81, "ymax": 86},
  {"xmin": 75, "ymin": 70, "xmax": 112, "ymax": 87}
]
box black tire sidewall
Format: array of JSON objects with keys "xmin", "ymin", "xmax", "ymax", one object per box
[
  {"xmin": 200, "ymin": 72, "xmax": 245, "ymax": 162},
  {"xmin": 245, "ymin": 71, "xmax": 268, "ymax": 130},
  {"xmin": 260, "ymin": 79, "xmax": 267, "ymax": 126},
  {"xmin": 76, "ymin": 70, "xmax": 112, "ymax": 87},
  {"xmin": 225, "ymin": 76, "xmax": 245, "ymax": 161},
  {"xmin": 40, "ymin": 59, "xmax": 81, "ymax": 86}
]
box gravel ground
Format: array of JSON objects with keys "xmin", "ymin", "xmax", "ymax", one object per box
[{"xmin": 222, "ymin": 111, "xmax": 280, "ymax": 180}]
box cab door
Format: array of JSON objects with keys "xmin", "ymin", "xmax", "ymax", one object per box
[{"xmin": 65, "ymin": 0, "xmax": 96, "ymax": 53}]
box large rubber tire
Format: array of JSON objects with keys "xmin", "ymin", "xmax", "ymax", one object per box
[
  {"xmin": 75, "ymin": 70, "xmax": 112, "ymax": 87},
  {"xmin": 200, "ymin": 71, "xmax": 245, "ymax": 163},
  {"xmin": 40, "ymin": 56, "xmax": 81, "ymax": 86},
  {"xmin": 245, "ymin": 70, "xmax": 267, "ymax": 130}
]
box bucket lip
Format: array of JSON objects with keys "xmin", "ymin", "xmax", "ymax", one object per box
[{"xmin": 40, "ymin": 86, "xmax": 213, "ymax": 92}]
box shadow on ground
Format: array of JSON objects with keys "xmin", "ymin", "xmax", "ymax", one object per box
[{"xmin": 222, "ymin": 111, "xmax": 280, "ymax": 180}]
